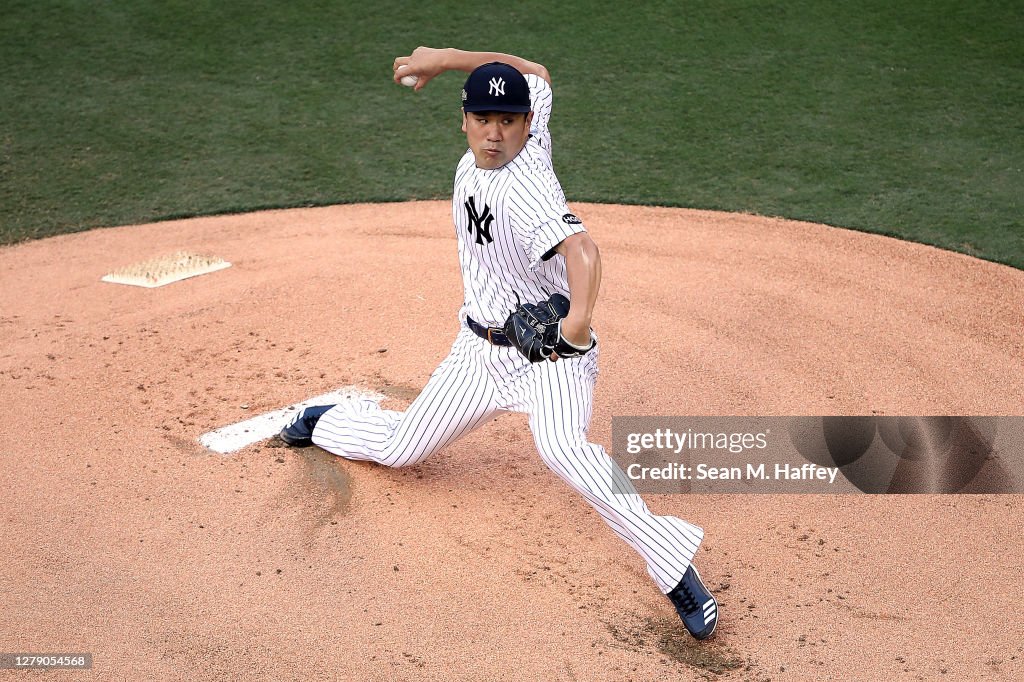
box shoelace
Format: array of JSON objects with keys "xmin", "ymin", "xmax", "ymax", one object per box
[{"xmin": 674, "ymin": 583, "xmax": 699, "ymax": 614}]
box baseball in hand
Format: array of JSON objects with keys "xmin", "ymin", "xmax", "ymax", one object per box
[{"xmin": 400, "ymin": 74, "xmax": 419, "ymax": 87}]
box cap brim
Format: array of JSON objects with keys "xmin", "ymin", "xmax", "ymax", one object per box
[{"xmin": 462, "ymin": 104, "xmax": 532, "ymax": 113}]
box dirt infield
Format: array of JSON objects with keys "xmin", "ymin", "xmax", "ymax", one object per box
[{"xmin": 1, "ymin": 201, "xmax": 1021, "ymax": 681}]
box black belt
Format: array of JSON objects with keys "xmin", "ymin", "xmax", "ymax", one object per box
[{"xmin": 466, "ymin": 316, "xmax": 512, "ymax": 346}]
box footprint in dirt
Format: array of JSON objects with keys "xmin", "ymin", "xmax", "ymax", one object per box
[
  {"xmin": 269, "ymin": 438, "xmax": 354, "ymax": 531},
  {"xmin": 606, "ymin": 615, "xmax": 749, "ymax": 678}
]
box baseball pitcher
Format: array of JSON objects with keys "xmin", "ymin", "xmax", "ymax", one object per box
[{"xmin": 281, "ymin": 47, "xmax": 718, "ymax": 640}]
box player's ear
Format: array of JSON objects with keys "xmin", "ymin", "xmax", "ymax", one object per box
[
  {"xmin": 461, "ymin": 110, "xmax": 468, "ymax": 133},
  {"xmin": 526, "ymin": 111, "xmax": 534, "ymax": 127}
]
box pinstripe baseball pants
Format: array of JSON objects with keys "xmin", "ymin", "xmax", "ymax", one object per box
[{"xmin": 312, "ymin": 327, "xmax": 703, "ymax": 593}]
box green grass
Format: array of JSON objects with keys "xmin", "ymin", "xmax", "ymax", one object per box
[{"xmin": 2, "ymin": 0, "xmax": 1021, "ymax": 267}]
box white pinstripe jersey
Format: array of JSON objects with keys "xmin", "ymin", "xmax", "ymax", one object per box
[{"xmin": 452, "ymin": 74, "xmax": 586, "ymax": 327}]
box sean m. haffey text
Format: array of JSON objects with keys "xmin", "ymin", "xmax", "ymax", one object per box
[{"xmin": 623, "ymin": 427, "xmax": 839, "ymax": 484}]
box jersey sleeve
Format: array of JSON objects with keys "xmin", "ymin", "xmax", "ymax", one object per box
[
  {"xmin": 508, "ymin": 165, "xmax": 587, "ymax": 269},
  {"xmin": 525, "ymin": 74, "xmax": 553, "ymax": 154}
]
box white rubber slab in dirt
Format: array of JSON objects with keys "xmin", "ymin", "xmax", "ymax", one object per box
[{"xmin": 199, "ymin": 387, "xmax": 383, "ymax": 454}]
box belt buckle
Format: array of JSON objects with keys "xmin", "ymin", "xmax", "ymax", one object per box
[{"xmin": 486, "ymin": 327, "xmax": 498, "ymax": 345}]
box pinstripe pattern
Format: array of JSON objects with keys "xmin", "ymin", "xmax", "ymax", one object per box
[
  {"xmin": 313, "ymin": 329, "xmax": 702, "ymax": 592},
  {"xmin": 454, "ymin": 75, "xmax": 583, "ymax": 327},
  {"xmin": 313, "ymin": 331, "xmax": 499, "ymax": 468},
  {"xmin": 517, "ymin": 346, "xmax": 703, "ymax": 591},
  {"xmin": 311, "ymin": 72, "xmax": 703, "ymax": 594}
]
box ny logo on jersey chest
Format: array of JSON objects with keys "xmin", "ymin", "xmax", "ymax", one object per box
[{"xmin": 464, "ymin": 196, "xmax": 494, "ymax": 245}]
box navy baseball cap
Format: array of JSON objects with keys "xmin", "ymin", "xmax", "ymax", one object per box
[{"xmin": 462, "ymin": 62, "xmax": 531, "ymax": 113}]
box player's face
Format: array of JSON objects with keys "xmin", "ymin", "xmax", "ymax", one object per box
[{"xmin": 462, "ymin": 111, "xmax": 534, "ymax": 169}]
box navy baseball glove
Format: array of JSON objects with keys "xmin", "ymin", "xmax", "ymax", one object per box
[{"xmin": 502, "ymin": 293, "xmax": 596, "ymax": 363}]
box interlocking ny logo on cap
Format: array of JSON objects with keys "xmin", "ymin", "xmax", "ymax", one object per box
[{"xmin": 488, "ymin": 77, "xmax": 505, "ymax": 97}]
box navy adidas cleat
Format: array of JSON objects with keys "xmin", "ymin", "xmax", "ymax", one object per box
[
  {"xmin": 279, "ymin": 404, "xmax": 336, "ymax": 447},
  {"xmin": 668, "ymin": 565, "xmax": 719, "ymax": 640}
]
